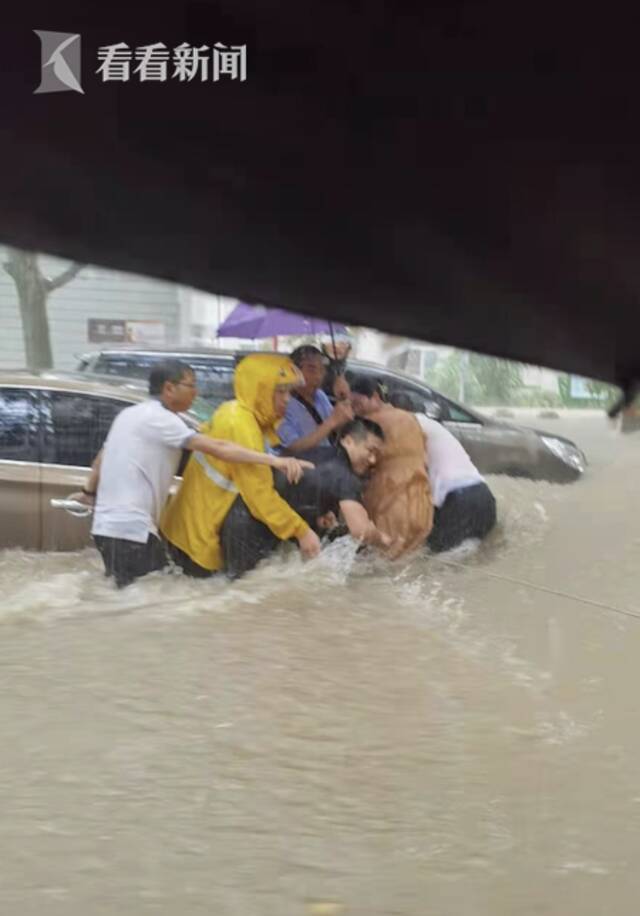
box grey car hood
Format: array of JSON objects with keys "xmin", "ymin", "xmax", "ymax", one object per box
[{"xmin": 479, "ymin": 415, "xmax": 584, "ymax": 449}]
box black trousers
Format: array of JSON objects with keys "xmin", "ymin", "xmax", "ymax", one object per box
[
  {"xmin": 93, "ymin": 533, "xmax": 168, "ymax": 588},
  {"xmin": 427, "ymin": 482, "xmax": 497, "ymax": 553},
  {"xmin": 166, "ymin": 542, "xmax": 214, "ymax": 579},
  {"xmin": 220, "ymin": 498, "xmax": 281, "ymax": 580}
]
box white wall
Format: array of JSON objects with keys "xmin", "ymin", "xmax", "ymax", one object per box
[
  {"xmin": 352, "ymin": 329, "xmax": 389, "ymax": 363},
  {"xmin": 0, "ymin": 250, "xmax": 182, "ymax": 370},
  {"xmin": 353, "ymin": 330, "xmax": 453, "ymax": 373},
  {"xmin": 181, "ymin": 288, "xmax": 251, "ymax": 350}
]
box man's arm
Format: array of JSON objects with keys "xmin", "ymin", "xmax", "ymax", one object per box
[
  {"xmin": 77, "ymin": 449, "xmax": 103, "ymax": 503},
  {"xmin": 282, "ymin": 401, "xmax": 354, "ymax": 455},
  {"xmin": 414, "ymin": 415, "xmax": 430, "ymax": 466},
  {"xmin": 340, "ymin": 501, "xmax": 407, "ymax": 557},
  {"xmin": 186, "ymin": 434, "xmax": 312, "ymax": 484},
  {"xmin": 339, "ymin": 500, "xmax": 390, "ymax": 548}
]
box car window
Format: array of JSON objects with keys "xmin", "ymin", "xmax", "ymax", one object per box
[
  {"xmin": 188, "ymin": 396, "xmax": 215, "ymax": 423},
  {"xmin": 445, "ymin": 402, "xmax": 477, "ymax": 422},
  {"xmin": 93, "ymin": 355, "xmax": 154, "ymax": 380},
  {"xmin": 369, "ymin": 372, "xmax": 450, "ymax": 418},
  {"xmin": 384, "ymin": 385, "xmax": 426, "ymax": 413},
  {"xmin": 41, "ymin": 391, "xmax": 130, "ymax": 467},
  {"xmin": 90, "ymin": 354, "xmax": 235, "ymax": 406},
  {"xmin": 0, "ymin": 387, "xmax": 41, "ymax": 462},
  {"xmin": 376, "ymin": 371, "xmax": 480, "ymax": 423},
  {"xmin": 187, "ymin": 363, "xmax": 234, "ymax": 405}
]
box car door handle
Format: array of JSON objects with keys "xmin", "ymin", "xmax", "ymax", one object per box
[{"xmin": 50, "ymin": 498, "xmax": 93, "ymax": 518}]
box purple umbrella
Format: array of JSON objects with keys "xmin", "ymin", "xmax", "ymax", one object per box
[{"xmin": 217, "ymin": 302, "xmax": 347, "ymax": 339}]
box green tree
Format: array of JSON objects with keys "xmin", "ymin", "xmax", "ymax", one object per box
[
  {"xmin": 558, "ymin": 374, "xmax": 620, "ymax": 408},
  {"xmin": 427, "ymin": 351, "xmax": 482, "ymax": 403},
  {"xmin": 427, "ymin": 350, "xmax": 525, "ymax": 405},
  {"xmin": 468, "ymin": 354, "xmax": 523, "ymax": 405},
  {"xmin": 586, "ymin": 379, "xmax": 620, "ymax": 408}
]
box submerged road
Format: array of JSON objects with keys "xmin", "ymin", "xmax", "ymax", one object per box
[{"xmin": 0, "ymin": 415, "xmax": 637, "ymax": 915}]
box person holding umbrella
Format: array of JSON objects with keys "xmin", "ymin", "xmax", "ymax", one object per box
[
  {"xmin": 276, "ymin": 345, "xmax": 354, "ymax": 463},
  {"xmin": 216, "ymin": 304, "xmax": 353, "ymax": 462},
  {"xmin": 321, "ymin": 334, "xmax": 353, "ymax": 403}
]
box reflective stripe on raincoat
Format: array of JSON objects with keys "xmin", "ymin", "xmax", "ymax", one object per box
[{"xmin": 160, "ymin": 353, "xmax": 310, "ymax": 571}]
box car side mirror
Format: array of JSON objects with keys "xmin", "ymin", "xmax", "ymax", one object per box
[{"xmin": 423, "ymin": 399, "xmax": 442, "ymax": 421}]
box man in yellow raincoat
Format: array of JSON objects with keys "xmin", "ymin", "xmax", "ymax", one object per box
[{"xmin": 161, "ymin": 353, "xmax": 321, "ymax": 578}]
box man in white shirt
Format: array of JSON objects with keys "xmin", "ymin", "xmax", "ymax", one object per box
[
  {"xmin": 389, "ymin": 392, "xmax": 497, "ymax": 552},
  {"xmin": 85, "ymin": 359, "xmax": 313, "ymax": 587}
]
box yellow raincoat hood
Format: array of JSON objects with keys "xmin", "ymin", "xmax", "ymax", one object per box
[
  {"xmin": 161, "ymin": 352, "xmax": 309, "ymax": 572},
  {"xmin": 233, "ymin": 353, "xmax": 303, "ymax": 440}
]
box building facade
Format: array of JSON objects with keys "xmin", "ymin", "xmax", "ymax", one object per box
[{"xmin": 0, "ymin": 250, "xmax": 244, "ymax": 370}]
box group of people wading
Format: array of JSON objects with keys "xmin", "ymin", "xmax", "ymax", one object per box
[{"xmin": 80, "ymin": 345, "xmax": 496, "ymax": 588}]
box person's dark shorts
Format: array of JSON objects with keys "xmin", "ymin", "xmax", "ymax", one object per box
[
  {"xmin": 93, "ymin": 533, "xmax": 168, "ymax": 588},
  {"xmin": 220, "ymin": 497, "xmax": 280, "ymax": 580},
  {"xmin": 166, "ymin": 542, "xmax": 214, "ymax": 579},
  {"xmin": 427, "ymin": 481, "xmax": 497, "ymax": 553}
]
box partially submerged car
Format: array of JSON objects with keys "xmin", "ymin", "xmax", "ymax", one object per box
[
  {"xmin": 76, "ymin": 348, "xmax": 586, "ymax": 484},
  {"xmin": 0, "ymin": 371, "xmax": 197, "ymax": 551}
]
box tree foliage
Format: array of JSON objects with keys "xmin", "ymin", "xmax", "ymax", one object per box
[
  {"xmin": 468, "ymin": 354, "xmax": 523, "ymax": 405},
  {"xmin": 427, "ymin": 351, "xmax": 523, "ymax": 405},
  {"xmin": 427, "ymin": 349, "xmax": 620, "ymax": 408},
  {"xmin": 557, "ymin": 374, "xmax": 619, "ymax": 408}
]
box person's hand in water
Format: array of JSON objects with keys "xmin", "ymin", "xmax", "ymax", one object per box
[
  {"xmin": 297, "ymin": 528, "xmax": 322, "ymax": 559},
  {"xmin": 317, "ymin": 511, "xmax": 339, "ymax": 531},
  {"xmin": 272, "ymin": 456, "xmax": 314, "ymax": 484},
  {"xmin": 382, "ymin": 534, "xmax": 406, "ymax": 560}
]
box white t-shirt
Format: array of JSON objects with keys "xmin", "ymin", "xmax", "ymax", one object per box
[
  {"xmin": 415, "ymin": 414, "xmax": 484, "ymax": 508},
  {"xmin": 91, "ymin": 399, "xmax": 194, "ymax": 543}
]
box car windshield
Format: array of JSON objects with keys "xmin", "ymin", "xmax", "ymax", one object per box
[{"xmin": 0, "ymin": 249, "xmax": 637, "ymax": 915}]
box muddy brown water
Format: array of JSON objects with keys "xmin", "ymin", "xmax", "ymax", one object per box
[{"xmin": 0, "ymin": 417, "xmax": 638, "ymax": 915}]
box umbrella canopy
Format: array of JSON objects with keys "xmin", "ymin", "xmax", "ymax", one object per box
[{"xmin": 217, "ymin": 303, "xmax": 347, "ymax": 339}]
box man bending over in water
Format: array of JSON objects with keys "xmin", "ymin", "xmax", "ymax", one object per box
[{"xmin": 218, "ymin": 418, "xmax": 400, "ymax": 577}]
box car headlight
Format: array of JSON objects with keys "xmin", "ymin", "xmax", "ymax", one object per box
[{"xmin": 540, "ymin": 436, "xmax": 586, "ymax": 472}]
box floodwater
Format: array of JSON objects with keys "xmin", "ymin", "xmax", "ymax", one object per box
[{"xmin": 0, "ymin": 415, "xmax": 638, "ymax": 915}]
